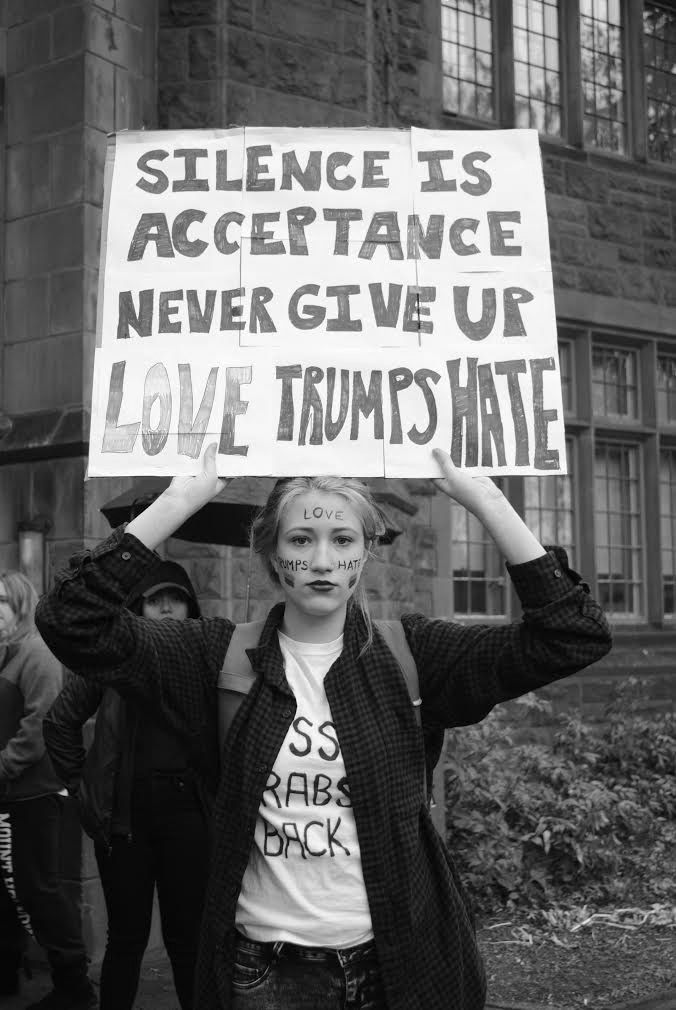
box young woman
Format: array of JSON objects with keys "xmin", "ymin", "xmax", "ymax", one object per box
[
  {"xmin": 0, "ymin": 571, "xmax": 96, "ymax": 1010},
  {"xmin": 35, "ymin": 447, "xmax": 612, "ymax": 1010},
  {"xmin": 43, "ymin": 561, "xmax": 211, "ymax": 1010}
]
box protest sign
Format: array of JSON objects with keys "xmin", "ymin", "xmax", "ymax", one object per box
[{"xmin": 89, "ymin": 127, "xmax": 565, "ymax": 477}]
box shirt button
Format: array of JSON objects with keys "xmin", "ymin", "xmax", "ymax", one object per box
[
  {"xmin": 282, "ymin": 709, "xmax": 293, "ymax": 719},
  {"xmin": 553, "ymin": 568, "xmax": 562, "ymax": 578},
  {"xmin": 121, "ymin": 551, "xmax": 132, "ymax": 560},
  {"xmin": 258, "ymin": 765, "xmax": 267, "ymax": 774}
]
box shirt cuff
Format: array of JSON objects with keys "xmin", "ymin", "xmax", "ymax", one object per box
[
  {"xmin": 506, "ymin": 548, "xmax": 577, "ymax": 609},
  {"xmin": 74, "ymin": 526, "xmax": 162, "ymax": 596}
]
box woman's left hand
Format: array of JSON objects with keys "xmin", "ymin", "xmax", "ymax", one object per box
[{"xmin": 431, "ymin": 448, "xmax": 504, "ymax": 518}]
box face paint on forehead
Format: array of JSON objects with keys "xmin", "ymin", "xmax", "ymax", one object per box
[{"xmin": 301, "ymin": 503, "xmax": 345, "ymax": 521}]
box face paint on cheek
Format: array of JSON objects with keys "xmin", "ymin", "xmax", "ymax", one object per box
[
  {"xmin": 283, "ymin": 574, "xmax": 295, "ymax": 587},
  {"xmin": 348, "ymin": 575, "xmax": 358, "ymax": 588}
]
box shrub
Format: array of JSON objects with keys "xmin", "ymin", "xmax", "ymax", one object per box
[{"xmin": 444, "ymin": 680, "xmax": 676, "ymax": 913}]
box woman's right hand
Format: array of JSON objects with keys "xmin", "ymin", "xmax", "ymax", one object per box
[
  {"xmin": 127, "ymin": 443, "xmax": 227, "ymax": 551},
  {"xmin": 163, "ymin": 442, "xmax": 227, "ymax": 516}
]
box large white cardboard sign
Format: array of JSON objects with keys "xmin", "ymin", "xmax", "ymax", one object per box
[{"xmin": 90, "ymin": 127, "xmax": 565, "ymax": 477}]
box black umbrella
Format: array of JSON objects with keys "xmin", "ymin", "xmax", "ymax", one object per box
[
  {"xmin": 100, "ymin": 477, "xmax": 276, "ymax": 548},
  {"xmin": 100, "ymin": 479, "xmax": 402, "ymax": 547}
]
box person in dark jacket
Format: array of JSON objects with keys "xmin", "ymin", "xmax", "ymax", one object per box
[
  {"xmin": 0, "ymin": 570, "xmax": 96, "ymax": 1010},
  {"xmin": 35, "ymin": 446, "xmax": 613, "ymax": 1010},
  {"xmin": 44, "ymin": 561, "xmax": 210, "ymax": 1010}
]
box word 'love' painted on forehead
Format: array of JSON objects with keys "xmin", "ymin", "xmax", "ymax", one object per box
[{"xmin": 302, "ymin": 506, "xmax": 344, "ymax": 521}]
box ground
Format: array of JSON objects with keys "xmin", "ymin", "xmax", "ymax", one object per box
[{"xmin": 479, "ymin": 912, "xmax": 676, "ymax": 1009}]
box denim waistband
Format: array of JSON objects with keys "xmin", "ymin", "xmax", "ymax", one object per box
[{"xmin": 235, "ymin": 930, "xmax": 376, "ymax": 964}]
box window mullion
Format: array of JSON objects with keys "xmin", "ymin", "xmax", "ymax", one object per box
[
  {"xmin": 627, "ymin": 0, "xmax": 648, "ymax": 161},
  {"xmin": 495, "ymin": 0, "xmax": 515, "ymax": 127},
  {"xmin": 562, "ymin": 0, "xmax": 583, "ymax": 146}
]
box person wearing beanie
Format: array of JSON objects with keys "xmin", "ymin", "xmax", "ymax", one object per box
[{"xmin": 44, "ymin": 560, "xmax": 211, "ymax": 1010}]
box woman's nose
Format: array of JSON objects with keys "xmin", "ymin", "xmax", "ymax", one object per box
[{"xmin": 310, "ymin": 541, "xmax": 333, "ymax": 571}]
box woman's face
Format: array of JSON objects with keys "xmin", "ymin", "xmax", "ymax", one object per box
[
  {"xmin": 141, "ymin": 588, "xmax": 190, "ymax": 622},
  {"xmin": 0, "ymin": 580, "xmax": 17, "ymax": 643},
  {"xmin": 273, "ymin": 491, "xmax": 368, "ymax": 623}
]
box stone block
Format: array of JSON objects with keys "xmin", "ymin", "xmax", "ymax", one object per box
[
  {"xmin": 640, "ymin": 203, "xmax": 673, "ymax": 235},
  {"xmin": 336, "ymin": 58, "xmax": 367, "ymax": 110},
  {"xmin": 576, "ymin": 267, "xmax": 618, "ymax": 296},
  {"xmin": 617, "ymin": 243, "xmax": 642, "ymax": 264},
  {"xmin": 189, "ymin": 25, "xmax": 219, "ymax": 80},
  {"xmin": 84, "ymin": 126, "xmax": 107, "ymax": 206},
  {"xmin": 551, "ymin": 263, "xmax": 578, "ymax": 290},
  {"xmin": 51, "ymin": 4, "xmax": 85, "ymax": 60},
  {"xmin": 226, "ymin": 81, "xmax": 257, "ymax": 124},
  {"xmin": 338, "ymin": 109, "xmax": 369, "ymax": 126},
  {"xmin": 658, "ymin": 274, "xmax": 676, "ymax": 306},
  {"xmin": 609, "ymin": 171, "xmax": 658, "ymax": 196},
  {"xmin": 587, "ymin": 204, "xmax": 641, "ymax": 244},
  {"xmin": 87, "ymin": 5, "xmax": 140, "ymax": 69},
  {"xmin": 4, "ymin": 218, "xmax": 31, "ymax": 281},
  {"xmin": 6, "ymin": 139, "xmax": 51, "ymax": 218},
  {"xmin": 617, "ymin": 267, "xmax": 658, "ymax": 303},
  {"xmin": 7, "ymin": 56, "xmax": 84, "ymax": 144},
  {"xmin": 52, "ymin": 127, "xmax": 84, "ymax": 207},
  {"xmin": 5, "ymin": 276, "xmax": 50, "ymax": 344},
  {"xmin": 227, "ymin": 28, "xmax": 268, "ymax": 87},
  {"xmin": 161, "ymin": 0, "xmax": 219, "ymax": 28},
  {"xmin": 29, "ymin": 205, "xmax": 84, "ymax": 274},
  {"xmin": 31, "ymin": 457, "xmax": 86, "ymax": 539},
  {"xmin": 7, "ymin": 16, "xmax": 50, "ymax": 72},
  {"xmin": 158, "ymin": 26, "xmax": 189, "ymax": 83},
  {"xmin": 267, "ymin": 39, "xmax": 335, "ymax": 103},
  {"xmin": 85, "ymin": 202, "xmax": 103, "ymax": 268},
  {"xmin": 83, "ymin": 264, "xmax": 99, "ymax": 332},
  {"xmin": 245, "ymin": 89, "xmax": 333, "ymax": 127},
  {"xmin": 342, "ymin": 13, "xmax": 367, "ymax": 59},
  {"xmin": 227, "ymin": 0, "xmax": 253, "ymax": 29},
  {"xmin": 644, "ymin": 242, "xmax": 676, "ymax": 271},
  {"xmin": 565, "ymin": 162, "xmax": 608, "ymax": 203},
  {"xmin": 157, "ymin": 80, "xmax": 220, "ymax": 128},
  {"xmin": 84, "ymin": 51, "xmax": 115, "ymax": 133},
  {"xmin": 3, "ymin": 332, "xmax": 83, "ymax": 413},
  {"xmin": 114, "ymin": 65, "xmax": 144, "ymax": 130},
  {"xmin": 257, "ymin": 0, "xmax": 342, "ymax": 50},
  {"xmin": 545, "ymin": 192, "xmax": 587, "ymax": 226},
  {"xmin": 49, "ymin": 268, "xmax": 84, "ymax": 335}
]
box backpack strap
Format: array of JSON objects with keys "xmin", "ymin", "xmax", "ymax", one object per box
[
  {"xmin": 375, "ymin": 619, "xmax": 428, "ymax": 802},
  {"xmin": 217, "ymin": 619, "xmax": 265, "ymax": 753},
  {"xmin": 374, "ymin": 619, "xmax": 421, "ymax": 720}
]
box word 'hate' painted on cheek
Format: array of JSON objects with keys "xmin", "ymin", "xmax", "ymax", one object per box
[
  {"xmin": 303, "ymin": 506, "xmax": 344, "ymax": 520},
  {"xmin": 337, "ymin": 558, "xmax": 361, "ymax": 572}
]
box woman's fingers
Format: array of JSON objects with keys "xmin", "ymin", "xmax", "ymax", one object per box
[{"xmin": 431, "ymin": 448, "xmax": 503, "ymax": 512}]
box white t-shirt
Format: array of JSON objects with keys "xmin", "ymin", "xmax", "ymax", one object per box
[{"xmin": 235, "ymin": 630, "xmax": 374, "ymax": 947}]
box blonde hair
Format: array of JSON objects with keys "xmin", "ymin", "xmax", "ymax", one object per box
[
  {"xmin": 251, "ymin": 476, "xmax": 385, "ymax": 649},
  {"xmin": 0, "ymin": 570, "xmax": 38, "ymax": 645}
]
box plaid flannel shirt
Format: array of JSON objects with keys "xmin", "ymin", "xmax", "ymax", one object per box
[{"xmin": 35, "ymin": 527, "xmax": 611, "ymax": 1010}]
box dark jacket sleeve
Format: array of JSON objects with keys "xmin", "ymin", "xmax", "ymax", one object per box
[
  {"xmin": 403, "ymin": 547, "xmax": 612, "ymax": 728},
  {"xmin": 35, "ymin": 526, "xmax": 234, "ymax": 755},
  {"xmin": 43, "ymin": 678, "xmax": 104, "ymax": 793}
]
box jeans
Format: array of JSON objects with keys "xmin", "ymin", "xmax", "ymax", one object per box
[
  {"xmin": 0, "ymin": 794, "xmax": 89, "ymax": 989},
  {"xmin": 231, "ymin": 932, "xmax": 388, "ymax": 1010},
  {"xmin": 95, "ymin": 770, "xmax": 209, "ymax": 1010}
]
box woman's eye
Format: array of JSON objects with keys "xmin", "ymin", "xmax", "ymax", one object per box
[
  {"xmin": 291, "ymin": 536, "xmax": 310, "ymax": 546},
  {"xmin": 335, "ymin": 536, "xmax": 354, "ymax": 546}
]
